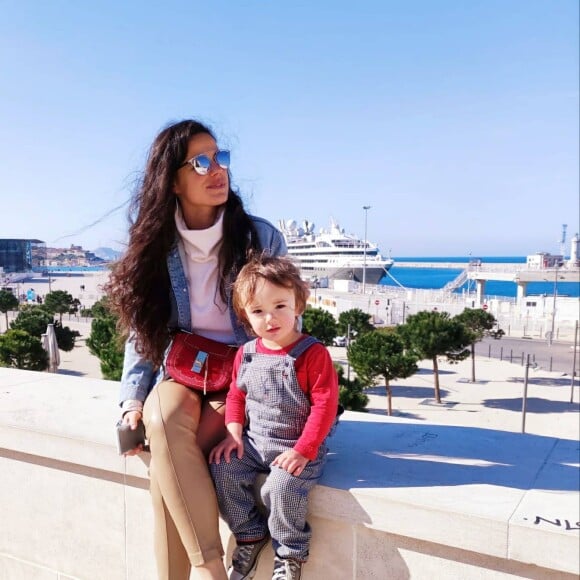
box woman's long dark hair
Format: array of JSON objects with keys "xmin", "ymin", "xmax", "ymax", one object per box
[{"xmin": 105, "ymin": 119, "xmax": 261, "ymax": 366}]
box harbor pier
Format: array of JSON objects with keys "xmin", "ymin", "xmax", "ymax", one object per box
[
  {"xmin": 395, "ymin": 261, "xmax": 580, "ymax": 304},
  {"xmin": 465, "ymin": 266, "xmax": 580, "ymax": 305}
]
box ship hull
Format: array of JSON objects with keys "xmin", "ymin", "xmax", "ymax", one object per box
[{"xmin": 295, "ymin": 263, "xmax": 391, "ymax": 285}]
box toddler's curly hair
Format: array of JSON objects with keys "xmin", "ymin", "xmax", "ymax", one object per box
[{"xmin": 232, "ymin": 252, "xmax": 309, "ymax": 332}]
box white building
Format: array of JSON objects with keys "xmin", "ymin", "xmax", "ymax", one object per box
[{"xmin": 526, "ymin": 252, "xmax": 563, "ymax": 269}]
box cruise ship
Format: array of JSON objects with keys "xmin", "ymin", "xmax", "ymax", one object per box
[{"xmin": 277, "ymin": 218, "xmax": 394, "ymax": 284}]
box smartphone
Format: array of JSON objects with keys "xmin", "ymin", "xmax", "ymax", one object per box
[{"xmin": 115, "ymin": 419, "xmax": 148, "ymax": 455}]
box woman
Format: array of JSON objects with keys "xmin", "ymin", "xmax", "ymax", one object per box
[{"xmin": 106, "ymin": 119, "xmax": 286, "ymax": 580}]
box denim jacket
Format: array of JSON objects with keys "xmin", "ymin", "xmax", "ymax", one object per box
[{"xmin": 119, "ymin": 215, "xmax": 287, "ymax": 404}]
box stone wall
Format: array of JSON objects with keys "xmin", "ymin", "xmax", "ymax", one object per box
[{"xmin": 0, "ymin": 368, "xmax": 578, "ymax": 579}]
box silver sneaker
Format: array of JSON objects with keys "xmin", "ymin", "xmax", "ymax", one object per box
[
  {"xmin": 272, "ymin": 555, "xmax": 302, "ymax": 580},
  {"xmin": 228, "ymin": 536, "xmax": 269, "ymax": 580}
]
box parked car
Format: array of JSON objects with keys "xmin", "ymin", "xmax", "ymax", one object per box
[
  {"xmin": 487, "ymin": 324, "xmax": 505, "ymax": 339},
  {"xmin": 332, "ymin": 336, "xmax": 347, "ymax": 347}
]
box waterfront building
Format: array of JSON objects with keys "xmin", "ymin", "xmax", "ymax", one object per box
[
  {"xmin": 526, "ymin": 252, "xmax": 563, "ymax": 269},
  {"xmin": 0, "ymin": 238, "xmax": 46, "ymax": 274},
  {"xmin": 0, "ymin": 240, "xmax": 107, "ymax": 278},
  {"xmin": 45, "ymin": 244, "xmax": 104, "ymax": 267}
]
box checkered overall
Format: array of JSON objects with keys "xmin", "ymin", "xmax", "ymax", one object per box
[{"xmin": 211, "ymin": 335, "xmax": 328, "ymax": 562}]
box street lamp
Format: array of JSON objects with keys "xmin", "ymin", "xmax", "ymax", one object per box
[
  {"xmin": 362, "ymin": 205, "xmax": 371, "ymax": 294},
  {"xmin": 544, "ymin": 266, "xmax": 565, "ymax": 346}
]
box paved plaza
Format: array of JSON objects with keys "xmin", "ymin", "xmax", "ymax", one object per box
[
  {"xmin": 1, "ymin": 270, "xmax": 578, "ymax": 442},
  {"xmin": 41, "ymin": 320, "xmax": 580, "ymax": 442}
]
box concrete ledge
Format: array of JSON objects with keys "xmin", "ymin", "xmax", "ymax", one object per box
[{"xmin": 0, "ymin": 368, "xmax": 578, "ymax": 579}]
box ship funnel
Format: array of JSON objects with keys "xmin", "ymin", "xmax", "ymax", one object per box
[{"xmin": 301, "ymin": 220, "xmax": 314, "ymax": 235}]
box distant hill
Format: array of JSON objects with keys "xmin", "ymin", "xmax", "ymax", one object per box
[{"xmin": 93, "ymin": 247, "xmax": 122, "ymax": 261}]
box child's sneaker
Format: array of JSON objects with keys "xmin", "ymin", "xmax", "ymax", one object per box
[
  {"xmin": 271, "ymin": 555, "xmax": 303, "ymax": 580},
  {"xmin": 228, "ymin": 536, "xmax": 269, "ymax": 580}
]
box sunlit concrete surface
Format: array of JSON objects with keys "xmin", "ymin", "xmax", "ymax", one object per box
[{"xmin": 0, "ymin": 365, "xmax": 578, "ymax": 579}]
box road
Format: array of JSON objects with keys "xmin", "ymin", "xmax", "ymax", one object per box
[
  {"xmin": 330, "ymin": 336, "xmax": 579, "ymax": 378},
  {"xmin": 475, "ymin": 335, "xmax": 579, "ymax": 375}
]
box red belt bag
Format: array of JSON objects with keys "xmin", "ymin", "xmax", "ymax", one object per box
[{"xmin": 165, "ymin": 332, "xmax": 238, "ymax": 394}]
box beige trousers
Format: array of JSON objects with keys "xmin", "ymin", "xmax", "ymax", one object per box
[{"xmin": 143, "ymin": 380, "xmax": 228, "ymax": 580}]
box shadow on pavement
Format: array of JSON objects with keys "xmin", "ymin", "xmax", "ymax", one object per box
[
  {"xmin": 366, "ymin": 385, "xmax": 450, "ymax": 400},
  {"xmin": 483, "ymin": 397, "xmax": 580, "ymax": 414},
  {"xmin": 507, "ymin": 376, "xmax": 573, "ymax": 387},
  {"xmin": 324, "ymin": 420, "xmax": 578, "ymax": 491},
  {"xmin": 415, "ymin": 367, "xmax": 456, "ymax": 376},
  {"xmin": 58, "ymin": 369, "xmax": 89, "ymax": 377}
]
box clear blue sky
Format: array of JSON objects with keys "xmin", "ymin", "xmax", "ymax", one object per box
[{"xmin": 1, "ymin": 0, "xmax": 578, "ymax": 257}]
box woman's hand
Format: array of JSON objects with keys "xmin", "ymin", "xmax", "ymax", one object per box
[
  {"xmin": 122, "ymin": 410, "xmax": 144, "ymax": 456},
  {"xmin": 272, "ymin": 449, "xmax": 309, "ymax": 476},
  {"xmin": 209, "ymin": 432, "xmax": 243, "ymax": 464}
]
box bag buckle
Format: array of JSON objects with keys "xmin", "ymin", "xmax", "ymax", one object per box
[{"xmin": 191, "ymin": 351, "xmax": 208, "ymax": 374}]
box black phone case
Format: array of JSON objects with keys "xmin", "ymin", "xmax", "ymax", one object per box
[{"xmin": 115, "ymin": 420, "xmax": 147, "ymax": 454}]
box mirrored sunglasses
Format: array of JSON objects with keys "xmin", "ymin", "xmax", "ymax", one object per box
[{"xmin": 180, "ymin": 149, "xmax": 230, "ymax": 175}]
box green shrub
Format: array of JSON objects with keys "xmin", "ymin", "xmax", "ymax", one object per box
[{"xmin": 0, "ymin": 329, "xmax": 48, "ymax": 371}]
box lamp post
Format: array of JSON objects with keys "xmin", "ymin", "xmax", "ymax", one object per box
[
  {"xmin": 346, "ymin": 323, "xmax": 351, "ymax": 383},
  {"xmin": 545, "ymin": 266, "xmax": 563, "ymax": 346},
  {"xmin": 549, "ymin": 268, "xmax": 557, "ymax": 346},
  {"xmin": 362, "ymin": 205, "xmax": 371, "ymax": 294}
]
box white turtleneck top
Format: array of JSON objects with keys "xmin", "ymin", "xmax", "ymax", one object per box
[{"xmin": 175, "ymin": 205, "xmax": 236, "ymax": 344}]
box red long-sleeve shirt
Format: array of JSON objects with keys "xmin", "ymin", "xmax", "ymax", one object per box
[{"xmin": 225, "ymin": 336, "xmax": 339, "ymax": 460}]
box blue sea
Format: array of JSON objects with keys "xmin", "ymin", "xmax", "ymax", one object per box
[
  {"xmin": 35, "ymin": 258, "xmax": 579, "ymax": 300},
  {"xmin": 35, "ymin": 266, "xmax": 106, "ymax": 273},
  {"xmin": 380, "ymin": 257, "xmax": 580, "ymax": 299}
]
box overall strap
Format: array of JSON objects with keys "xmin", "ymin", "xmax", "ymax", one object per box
[
  {"xmin": 242, "ymin": 339, "xmax": 259, "ymax": 355},
  {"xmin": 288, "ymin": 335, "xmax": 320, "ymax": 359}
]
